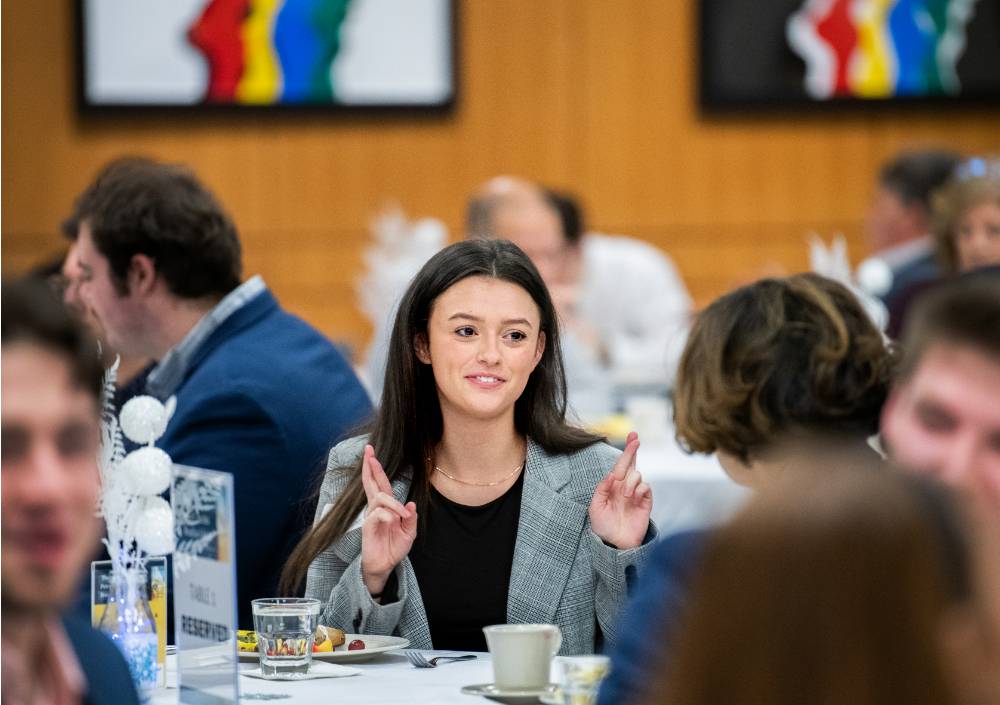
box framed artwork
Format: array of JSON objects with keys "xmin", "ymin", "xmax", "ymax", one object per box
[
  {"xmin": 700, "ymin": 0, "xmax": 1000, "ymax": 110},
  {"xmin": 76, "ymin": 0, "xmax": 456, "ymax": 112}
]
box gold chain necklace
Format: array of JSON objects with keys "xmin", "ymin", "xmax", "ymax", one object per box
[{"xmin": 432, "ymin": 461, "xmax": 525, "ymax": 487}]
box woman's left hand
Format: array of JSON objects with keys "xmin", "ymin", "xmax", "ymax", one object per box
[{"xmin": 589, "ymin": 432, "xmax": 652, "ymax": 550}]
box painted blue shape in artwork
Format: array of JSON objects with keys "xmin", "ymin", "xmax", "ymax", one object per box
[
  {"xmin": 889, "ymin": 0, "xmax": 936, "ymax": 95},
  {"xmin": 274, "ymin": 0, "xmax": 325, "ymax": 102}
]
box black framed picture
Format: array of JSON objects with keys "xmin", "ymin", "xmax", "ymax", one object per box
[
  {"xmin": 76, "ymin": 0, "xmax": 456, "ymax": 113},
  {"xmin": 699, "ymin": 0, "xmax": 1000, "ymax": 111}
]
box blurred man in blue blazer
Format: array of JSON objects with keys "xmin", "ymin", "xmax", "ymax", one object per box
[{"xmin": 64, "ymin": 157, "xmax": 373, "ymax": 629}]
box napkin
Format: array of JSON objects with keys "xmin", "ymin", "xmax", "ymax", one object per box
[{"xmin": 242, "ymin": 662, "xmax": 362, "ymax": 681}]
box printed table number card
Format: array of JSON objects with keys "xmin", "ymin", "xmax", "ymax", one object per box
[
  {"xmin": 172, "ymin": 464, "xmax": 239, "ymax": 705},
  {"xmin": 91, "ymin": 557, "xmax": 168, "ymax": 686}
]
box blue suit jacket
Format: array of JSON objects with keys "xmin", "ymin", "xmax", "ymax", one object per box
[
  {"xmin": 596, "ymin": 529, "xmax": 706, "ymax": 705},
  {"xmin": 157, "ymin": 289, "xmax": 373, "ymax": 629},
  {"xmin": 62, "ymin": 616, "xmax": 140, "ymax": 705}
]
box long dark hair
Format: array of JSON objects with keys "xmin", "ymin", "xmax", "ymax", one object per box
[{"xmin": 281, "ymin": 239, "xmax": 600, "ymax": 593}]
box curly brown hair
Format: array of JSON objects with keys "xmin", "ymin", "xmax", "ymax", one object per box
[
  {"xmin": 931, "ymin": 161, "xmax": 1000, "ymax": 274},
  {"xmin": 674, "ymin": 274, "xmax": 894, "ymax": 462}
]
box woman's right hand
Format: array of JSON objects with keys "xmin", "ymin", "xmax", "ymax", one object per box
[{"xmin": 359, "ymin": 444, "xmax": 417, "ymax": 597}]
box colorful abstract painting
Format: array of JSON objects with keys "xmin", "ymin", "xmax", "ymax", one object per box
[
  {"xmin": 699, "ymin": 0, "xmax": 999, "ymax": 109},
  {"xmin": 80, "ymin": 0, "xmax": 454, "ymax": 109},
  {"xmin": 787, "ymin": 0, "xmax": 979, "ymax": 99}
]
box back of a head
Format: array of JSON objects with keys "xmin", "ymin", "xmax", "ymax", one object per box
[
  {"xmin": 2, "ymin": 276, "xmax": 103, "ymax": 400},
  {"xmin": 674, "ymin": 273, "xmax": 893, "ymax": 461},
  {"xmin": 881, "ymin": 149, "xmax": 962, "ymax": 211},
  {"xmin": 63, "ymin": 156, "xmax": 242, "ymax": 299},
  {"xmin": 897, "ymin": 274, "xmax": 1000, "ymax": 381},
  {"xmin": 655, "ymin": 468, "xmax": 969, "ymax": 705}
]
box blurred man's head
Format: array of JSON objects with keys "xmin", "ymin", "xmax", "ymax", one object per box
[
  {"xmin": 867, "ymin": 150, "xmax": 961, "ymax": 252},
  {"xmin": 63, "ymin": 156, "xmax": 243, "ymax": 358},
  {"xmin": 1, "ymin": 277, "xmax": 104, "ymax": 615},
  {"xmin": 466, "ymin": 176, "xmax": 573, "ymax": 286},
  {"xmin": 882, "ymin": 276, "xmax": 1000, "ymax": 501}
]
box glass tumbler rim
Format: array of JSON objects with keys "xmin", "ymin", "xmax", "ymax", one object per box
[{"xmin": 251, "ymin": 597, "xmax": 321, "ymax": 613}]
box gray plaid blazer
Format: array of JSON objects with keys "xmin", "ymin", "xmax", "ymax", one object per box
[{"xmin": 304, "ymin": 435, "xmax": 656, "ymax": 655}]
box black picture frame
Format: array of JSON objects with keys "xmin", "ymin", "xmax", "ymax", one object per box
[{"xmin": 698, "ymin": 0, "xmax": 1000, "ymax": 114}]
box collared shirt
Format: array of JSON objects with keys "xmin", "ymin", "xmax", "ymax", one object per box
[
  {"xmin": 875, "ymin": 235, "xmax": 934, "ymax": 271},
  {"xmin": 1, "ymin": 618, "xmax": 87, "ymax": 705},
  {"xmin": 146, "ymin": 276, "xmax": 266, "ymax": 400}
]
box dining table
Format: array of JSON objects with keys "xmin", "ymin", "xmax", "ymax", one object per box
[
  {"xmin": 635, "ymin": 438, "xmax": 749, "ymax": 538},
  {"xmin": 151, "ymin": 650, "xmax": 531, "ymax": 705}
]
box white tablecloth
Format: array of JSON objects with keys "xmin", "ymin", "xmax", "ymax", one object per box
[
  {"xmin": 636, "ymin": 440, "xmax": 749, "ymax": 537},
  {"xmin": 153, "ymin": 651, "xmax": 509, "ymax": 705}
]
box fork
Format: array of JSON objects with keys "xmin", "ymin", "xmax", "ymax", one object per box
[{"xmin": 404, "ymin": 650, "xmax": 477, "ymax": 668}]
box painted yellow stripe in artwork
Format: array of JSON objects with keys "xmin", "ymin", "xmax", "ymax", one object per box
[
  {"xmin": 237, "ymin": 0, "xmax": 282, "ymax": 104},
  {"xmin": 850, "ymin": 0, "xmax": 896, "ymax": 97}
]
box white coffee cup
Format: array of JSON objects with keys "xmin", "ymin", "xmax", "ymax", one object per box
[{"xmin": 482, "ymin": 624, "xmax": 562, "ymax": 690}]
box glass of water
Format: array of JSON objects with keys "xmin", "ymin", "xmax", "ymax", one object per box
[{"xmin": 251, "ymin": 598, "xmax": 321, "ymax": 678}]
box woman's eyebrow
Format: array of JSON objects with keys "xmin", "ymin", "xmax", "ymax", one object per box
[{"xmin": 447, "ymin": 312, "xmax": 534, "ymax": 328}]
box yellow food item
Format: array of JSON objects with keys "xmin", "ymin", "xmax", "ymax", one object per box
[
  {"xmin": 237, "ymin": 630, "xmax": 258, "ymax": 653},
  {"xmin": 313, "ymin": 625, "xmax": 345, "ymax": 652}
]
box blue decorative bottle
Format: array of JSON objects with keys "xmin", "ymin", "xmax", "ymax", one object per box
[{"xmin": 97, "ymin": 564, "xmax": 159, "ymax": 702}]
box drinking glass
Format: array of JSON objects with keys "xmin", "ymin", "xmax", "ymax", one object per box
[
  {"xmin": 251, "ymin": 598, "xmax": 321, "ymax": 678},
  {"xmin": 558, "ymin": 655, "xmax": 611, "ymax": 705}
]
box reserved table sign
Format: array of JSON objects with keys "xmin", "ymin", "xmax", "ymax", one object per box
[{"xmin": 172, "ymin": 464, "xmax": 239, "ymax": 705}]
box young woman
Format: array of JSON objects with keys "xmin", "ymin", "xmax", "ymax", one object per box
[
  {"xmin": 281, "ymin": 239, "xmax": 655, "ymax": 653},
  {"xmin": 933, "ymin": 157, "xmax": 1000, "ymax": 275}
]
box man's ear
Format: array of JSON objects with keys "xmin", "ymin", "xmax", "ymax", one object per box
[
  {"xmin": 127, "ymin": 254, "xmax": 157, "ymax": 296},
  {"xmin": 414, "ymin": 333, "xmax": 431, "ymax": 365}
]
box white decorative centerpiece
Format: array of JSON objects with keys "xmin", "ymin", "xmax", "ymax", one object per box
[
  {"xmin": 97, "ymin": 359, "xmax": 176, "ymax": 701},
  {"xmin": 356, "ymin": 205, "xmax": 447, "ymax": 397},
  {"xmin": 807, "ymin": 232, "xmax": 889, "ymax": 332}
]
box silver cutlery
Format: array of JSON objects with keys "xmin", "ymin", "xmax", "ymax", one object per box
[{"xmin": 404, "ymin": 650, "xmax": 477, "ymax": 668}]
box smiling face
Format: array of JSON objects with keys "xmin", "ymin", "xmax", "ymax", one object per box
[
  {"xmin": 416, "ymin": 276, "xmax": 545, "ymax": 426},
  {"xmin": 882, "ymin": 343, "xmax": 1000, "ymax": 501},
  {"xmin": 1, "ymin": 343, "xmax": 101, "ymax": 613},
  {"xmin": 955, "ymin": 199, "xmax": 1000, "ymax": 272}
]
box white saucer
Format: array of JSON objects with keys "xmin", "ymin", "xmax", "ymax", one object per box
[{"xmin": 461, "ymin": 682, "xmax": 559, "ymax": 703}]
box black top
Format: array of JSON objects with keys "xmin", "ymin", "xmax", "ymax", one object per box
[{"xmin": 408, "ymin": 472, "xmax": 525, "ymax": 651}]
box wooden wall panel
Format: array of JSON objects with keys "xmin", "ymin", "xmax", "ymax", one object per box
[{"xmin": 3, "ymin": 0, "xmax": 998, "ymax": 358}]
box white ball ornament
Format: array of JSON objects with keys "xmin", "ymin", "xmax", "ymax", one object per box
[
  {"xmin": 135, "ymin": 497, "xmax": 175, "ymax": 556},
  {"xmin": 119, "ymin": 396, "xmax": 171, "ymax": 445},
  {"xmin": 120, "ymin": 447, "xmax": 172, "ymax": 496},
  {"xmin": 857, "ymin": 257, "xmax": 894, "ymax": 298}
]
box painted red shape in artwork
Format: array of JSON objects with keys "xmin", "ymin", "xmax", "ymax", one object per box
[
  {"xmin": 188, "ymin": 0, "xmax": 250, "ymax": 102},
  {"xmin": 814, "ymin": 0, "xmax": 858, "ymax": 96}
]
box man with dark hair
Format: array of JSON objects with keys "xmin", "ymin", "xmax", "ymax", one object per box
[
  {"xmin": 862, "ymin": 149, "xmax": 961, "ymax": 333},
  {"xmin": 2, "ymin": 277, "xmax": 140, "ymax": 705},
  {"xmin": 882, "ymin": 274, "xmax": 1000, "ymax": 502},
  {"xmin": 66, "ymin": 156, "xmax": 373, "ymax": 628},
  {"xmin": 467, "ymin": 177, "xmax": 692, "ymax": 417}
]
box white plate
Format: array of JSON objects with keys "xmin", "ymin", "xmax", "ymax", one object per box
[
  {"xmin": 239, "ymin": 633, "xmax": 410, "ymax": 664},
  {"xmin": 461, "ymin": 682, "xmax": 559, "ymax": 704}
]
